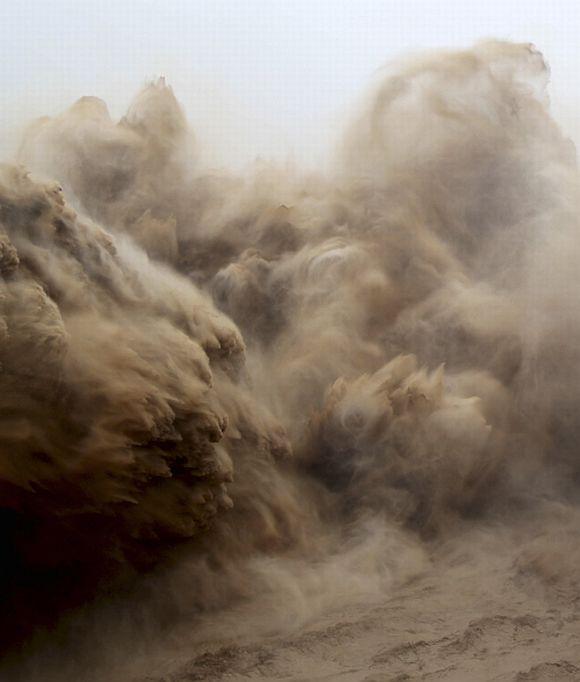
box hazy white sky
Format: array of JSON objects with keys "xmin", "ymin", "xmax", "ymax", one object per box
[{"xmin": 2, "ymin": 0, "xmax": 580, "ymax": 167}]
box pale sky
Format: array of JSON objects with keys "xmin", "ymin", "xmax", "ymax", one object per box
[{"xmin": 2, "ymin": 0, "xmax": 580, "ymax": 168}]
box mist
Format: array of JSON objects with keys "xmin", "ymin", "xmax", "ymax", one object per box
[{"xmin": 2, "ymin": 28, "xmax": 580, "ymax": 682}]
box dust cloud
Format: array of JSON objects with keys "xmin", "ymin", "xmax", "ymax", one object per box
[{"xmin": 2, "ymin": 41, "xmax": 580, "ymax": 681}]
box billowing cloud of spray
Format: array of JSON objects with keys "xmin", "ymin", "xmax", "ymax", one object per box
[
  {"xmin": 0, "ymin": 162, "xmax": 308, "ymax": 648},
  {"xmin": 3, "ymin": 39, "xmax": 580, "ymax": 677}
]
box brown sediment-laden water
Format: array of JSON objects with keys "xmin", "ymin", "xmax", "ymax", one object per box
[{"xmin": 1, "ymin": 41, "xmax": 580, "ymax": 681}]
